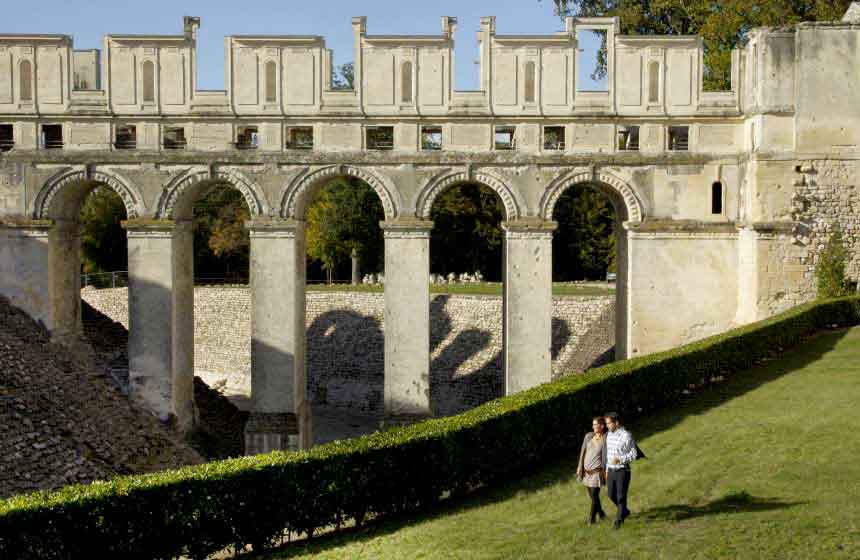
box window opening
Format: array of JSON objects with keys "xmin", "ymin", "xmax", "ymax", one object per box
[
  {"xmin": 648, "ymin": 61, "xmax": 660, "ymax": 103},
  {"xmin": 668, "ymin": 126, "xmax": 689, "ymax": 151},
  {"xmin": 115, "ymin": 125, "xmax": 136, "ymax": 150},
  {"xmin": 142, "ymin": 60, "xmax": 155, "ymax": 103},
  {"xmin": 163, "ymin": 126, "xmax": 187, "ymax": 150},
  {"xmin": 265, "ymin": 61, "xmax": 277, "ymax": 103},
  {"xmin": 0, "ymin": 125, "xmax": 13, "ymax": 152},
  {"xmin": 543, "ymin": 126, "xmax": 565, "ymax": 151},
  {"xmin": 41, "ymin": 124, "xmax": 63, "ymax": 149},
  {"xmin": 19, "ymin": 60, "xmax": 33, "ymax": 101},
  {"xmin": 421, "ymin": 126, "xmax": 443, "ymax": 151},
  {"xmin": 286, "ymin": 127, "xmax": 314, "ymax": 150},
  {"xmin": 576, "ymin": 29, "xmax": 608, "ymax": 92},
  {"xmin": 401, "ymin": 61, "xmax": 413, "ymax": 103},
  {"xmin": 712, "ymin": 182, "xmax": 723, "ymax": 215},
  {"xmin": 525, "ymin": 61, "xmax": 536, "ymax": 103},
  {"xmin": 366, "ymin": 126, "xmax": 394, "ymax": 151},
  {"xmin": 236, "ymin": 126, "xmax": 259, "ymax": 150},
  {"xmin": 617, "ymin": 126, "xmax": 640, "ymax": 151},
  {"xmin": 494, "ymin": 126, "xmax": 516, "ymax": 150}
]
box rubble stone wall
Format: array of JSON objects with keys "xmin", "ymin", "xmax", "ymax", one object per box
[{"xmin": 82, "ymin": 287, "xmax": 615, "ymax": 416}]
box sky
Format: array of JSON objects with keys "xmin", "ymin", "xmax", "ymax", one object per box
[{"xmin": 2, "ymin": 0, "xmax": 604, "ymax": 91}]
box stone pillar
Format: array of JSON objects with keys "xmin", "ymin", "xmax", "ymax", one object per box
[
  {"xmin": 244, "ymin": 219, "xmax": 310, "ymax": 454},
  {"xmin": 48, "ymin": 219, "xmax": 82, "ymax": 343},
  {"xmin": 502, "ymin": 220, "xmax": 557, "ymax": 395},
  {"xmin": 124, "ymin": 220, "xmax": 195, "ymax": 431},
  {"xmin": 381, "ymin": 219, "xmax": 433, "ymax": 425},
  {"xmin": 351, "ymin": 247, "xmax": 360, "ymax": 285}
]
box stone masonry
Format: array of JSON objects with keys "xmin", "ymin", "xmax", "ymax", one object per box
[{"xmin": 82, "ymin": 287, "xmax": 615, "ymax": 417}]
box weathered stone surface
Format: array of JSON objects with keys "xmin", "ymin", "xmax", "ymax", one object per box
[{"xmin": 82, "ymin": 287, "xmax": 616, "ymax": 417}]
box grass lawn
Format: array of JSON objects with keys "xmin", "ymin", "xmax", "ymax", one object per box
[
  {"xmin": 306, "ymin": 282, "xmax": 615, "ymax": 297},
  {"xmin": 264, "ymin": 326, "xmax": 860, "ymax": 559}
]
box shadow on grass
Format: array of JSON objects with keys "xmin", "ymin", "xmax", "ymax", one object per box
[
  {"xmin": 252, "ymin": 328, "xmax": 851, "ymax": 559},
  {"xmin": 637, "ymin": 491, "xmax": 803, "ymax": 522}
]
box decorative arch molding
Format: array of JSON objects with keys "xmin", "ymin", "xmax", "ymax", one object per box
[
  {"xmin": 280, "ymin": 165, "xmax": 398, "ymax": 220},
  {"xmin": 416, "ymin": 168, "xmax": 521, "ymax": 221},
  {"xmin": 539, "ymin": 169, "xmax": 645, "ymax": 223},
  {"xmin": 34, "ymin": 166, "xmax": 145, "ymax": 219},
  {"xmin": 156, "ymin": 166, "xmax": 269, "ymax": 219}
]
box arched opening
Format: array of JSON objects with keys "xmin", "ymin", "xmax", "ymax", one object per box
[
  {"xmin": 648, "ymin": 61, "xmax": 660, "ymax": 104},
  {"xmin": 38, "ymin": 177, "xmax": 132, "ymax": 383},
  {"xmin": 300, "ymin": 175, "xmax": 386, "ymax": 442},
  {"xmin": 550, "ymin": 181, "xmax": 629, "ymax": 376},
  {"xmin": 427, "ymin": 181, "xmax": 506, "ymax": 416},
  {"xmin": 524, "ymin": 60, "xmax": 536, "ymax": 103},
  {"xmin": 19, "ymin": 60, "xmax": 32, "ymax": 102},
  {"xmin": 265, "ymin": 61, "xmax": 277, "ymax": 103},
  {"xmin": 712, "ymin": 182, "xmax": 723, "ymax": 215},
  {"xmin": 401, "ymin": 60, "xmax": 413, "ymax": 104},
  {"xmin": 142, "ymin": 60, "xmax": 155, "ymax": 103}
]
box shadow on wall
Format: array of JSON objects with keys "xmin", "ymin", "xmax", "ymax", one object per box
[{"xmin": 307, "ymin": 295, "xmax": 575, "ymax": 418}]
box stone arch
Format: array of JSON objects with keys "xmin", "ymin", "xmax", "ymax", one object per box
[
  {"xmin": 415, "ymin": 169, "xmax": 521, "ymax": 221},
  {"xmin": 156, "ymin": 166, "xmax": 269, "ymax": 219},
  {"xmin": 539, "ymin": 169, "xmax": 644, "ymax": 223},
  {"xmin": 280, "ymin": 164, "xmax": 398, "ymax": 220},
  {"xmin": 34, "ymin": 166, "xmax": 145, "ymax": 219}
]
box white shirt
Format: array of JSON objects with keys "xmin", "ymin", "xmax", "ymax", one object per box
[{"xmin": 606, "ymin": 427, "xmax": 637, "ymax": 469}]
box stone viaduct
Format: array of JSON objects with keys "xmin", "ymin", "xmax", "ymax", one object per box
[{"xmin": 1, "ymin": 10, "xmax": 859, "ymax": 453}]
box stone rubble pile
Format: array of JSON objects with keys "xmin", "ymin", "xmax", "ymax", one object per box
[{"xmin": 0, "ymin": 297, "xmax": 202, "ymax": 499}]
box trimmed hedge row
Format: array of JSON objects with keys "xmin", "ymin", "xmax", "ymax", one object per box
[{"xmin": 2, "ymin": 297, "xmax": 858, "ymax": 559}]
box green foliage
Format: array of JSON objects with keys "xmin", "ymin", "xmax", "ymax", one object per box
[
  {"xmin": 331, "ymin": 62, "xmax": 355, "ymax": 90},
  {"xmin": 816, "ymin": 229, "xmax": 851, "ymax": 299},
  {"xmin": 306, "ymin": 178, "xmax": 385, "ymax": 280},
  {"xmin": 553, "ymin": 187, "xmax": 616, "ymax": 280},
  {"xmin": 550, "ymin": 0, "xmax": 852, "ymax": 90},
  {"xmin": 193, "ymin": 187, "xmax": 251, "ymax": 280},
  {"xmin": 430, "ymin": 184, "xmax": 505, "ymax": 281},
  {"xmin": 79, "ymin": 187, "xmax": 127, "ymax": 274},
  {"xmin": 2, "ymin": 296, "xmax": 857, "ymax": 559}
]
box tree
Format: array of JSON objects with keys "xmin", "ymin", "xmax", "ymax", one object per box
[
  {"xmin": 306, "ymin": 178, "xmax": 384, "ymax": 282},
  {"xmin": 79, "ymin": 187, "xmax": 128, "ymax": 274},
  {"xmin": 193, "ymin": 186, "xmax": 250, "ymax": 281},
  {"xmin": 331, "ymin": 62, "xmax": 355, "ymax": 90},
  {"xmin": 548, "ymin": 0, "xmax": 851, "ymax": 90},
  {"xmin": 430, "ymin": 184, "xmax": 505, "ymax": 281},
  {"xmin": 816, "ymin": 229, "xmax": 851, "ymax": 299},
  {"xmin": 553, "ymin": 187, "xmax": 616, "ymax": 281}
]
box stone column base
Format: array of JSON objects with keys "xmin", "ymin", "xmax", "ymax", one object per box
[
  {"xmin": 244, "ymin": 412, "xmax": 299, "ymax": 455},
  {"xmin": 381, "ymin": 413, "xmax": 433, "ymax": 429}
]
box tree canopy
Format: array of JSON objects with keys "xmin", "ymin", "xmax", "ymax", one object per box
[
  {"xmin": 192, "ymin": 186, "xmax": 251, "ymax": 281},
  {"xmin": 80, "ymin": 187, "xmax": 128, "ymax": 274},
  {"xmin": 550, "ymin": 0, "xmax": 851, "ymax": 89}
]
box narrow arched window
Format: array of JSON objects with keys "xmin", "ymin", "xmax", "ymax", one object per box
[
  {"xmin": 525, "ymin": 60, "xmax": 536, "ymax": 103},
  {"xmin": 265, "ymin": 61, "xmax": 277, "ymax": 103},
  {"xmin": 19, "ymin": 60, "xmax": 32, "ymax": 101},
  {"xmin": 142, "ymin": 60, "xmax": 155, "ymax": 102},
  {"xmin": 648, "ymin": 61, "xmax": 659, "ymax": 103},
  {"xmin": 712, "ymin": 182, "xmax": 723, "ymax": 215},
  {"xmin": 401, "ymin": 60, "xmax": 413, "ymax": 103}
]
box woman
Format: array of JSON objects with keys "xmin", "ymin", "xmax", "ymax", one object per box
[{"xmin": 576, "ymin": 416, "xmax": 608, "ymax": 525}]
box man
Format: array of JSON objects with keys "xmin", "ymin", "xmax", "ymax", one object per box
[{"xmin": 604, "ymin": 412, "xmax": 638, "ymax": 529}]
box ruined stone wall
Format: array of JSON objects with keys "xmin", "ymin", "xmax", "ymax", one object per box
[
  {"xmin": 761, "ymin": 160, "xmax": 860, "ymax": 315},
  {"xmin": 82, "ymin": 287, "xmax": 615, "ymax": 416}
]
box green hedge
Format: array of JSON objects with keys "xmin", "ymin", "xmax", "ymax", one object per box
[{"xmin": 2, "ymin": 297, "xmax": 858, "ymax": 559}]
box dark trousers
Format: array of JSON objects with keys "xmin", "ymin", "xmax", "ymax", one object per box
[
  {"xmin": 606, "ymin": 468, "xmax": 631, "ymax": 522},
  {"xmin": 587, "ymin": 486, "xmax": 605, "ymax": 521}
]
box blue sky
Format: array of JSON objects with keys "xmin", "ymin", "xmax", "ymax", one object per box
[{"xmin": 2, "ymin": 0, "xmax": 604, "ymax": 91}]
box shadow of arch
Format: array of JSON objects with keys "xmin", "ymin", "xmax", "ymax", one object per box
[
  {"xmin": 280, "ymin": 165, "xmax": 399, "ymax": 220},
  {"xmin": 306, "ymin": 309, "xmax": 385, "ymax": 414}
]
